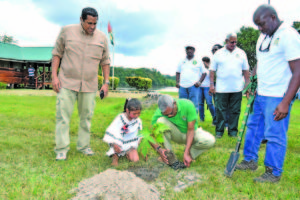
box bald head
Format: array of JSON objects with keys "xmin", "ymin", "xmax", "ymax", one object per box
[
  {"xmin": 253, "ymin": 5, "xmax": 278, "ymax": 22},
  {"xmin": 253, "ymin": 5, "xmax": 280, "ymax": 36}
]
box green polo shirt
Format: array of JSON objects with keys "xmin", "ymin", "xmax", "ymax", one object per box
[{"xmin": 152, "ymin": 99, "xmax": 198, "ymax": 133}]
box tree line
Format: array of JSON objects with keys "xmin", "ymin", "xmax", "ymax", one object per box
[{"xmin": 99, "ymin": 66, "xmax": 176, "ymax": 88}]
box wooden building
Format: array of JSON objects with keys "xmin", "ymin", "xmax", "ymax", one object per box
[{"xmin": 0, "ymin": 42, "xmax": 53, "ymax": 89}]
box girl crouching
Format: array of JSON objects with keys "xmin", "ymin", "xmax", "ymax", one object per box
[{"xmin": 103, "ymin": 98, "xmax": 142, "ymax": 166}]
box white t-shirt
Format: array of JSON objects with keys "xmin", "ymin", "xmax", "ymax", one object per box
[
  {"xmin": 256, "ymin": 23, "xmax": 300, "ymax": 97},
  {"xmin": 177, "ymin": 58, "xmax": 204, "ymax": 88},
  {"xmin": 200, "ymin": 67, "xmax": 210, "ymax": 87},
  {"xmin": 210, "ymin": 47, "xmax": 249, "ymax": 93}
]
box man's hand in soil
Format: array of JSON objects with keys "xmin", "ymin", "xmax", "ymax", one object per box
[
  {"xmin": 183, "ymin": 152, "xmax": 193, "ymax": 167},
  {"xmin": 158, "ymin": 148, "xmax": 169, "ymax": 165},
  {"xmin": 113, "ymin": 144, "xmax": 122, "ymax": 154}
]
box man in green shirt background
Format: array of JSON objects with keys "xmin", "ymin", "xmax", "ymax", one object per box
[{"xmin": 152, "ymin": 95, "xmax": 215, "ymax": 167}]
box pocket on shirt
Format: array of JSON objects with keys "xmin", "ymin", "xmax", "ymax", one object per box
[{"xmin": 88, "ymin": 43, "xmax": 104, "ymax": 60}]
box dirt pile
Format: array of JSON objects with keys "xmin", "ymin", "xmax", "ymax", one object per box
[{"xmin": 71, "ymin": 169, "xmax": 160, "ymax": 200}]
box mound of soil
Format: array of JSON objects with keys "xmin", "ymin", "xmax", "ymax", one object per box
[{"xmin": 71, "ymin": 169, "xmax": 160, "ymax": 200}]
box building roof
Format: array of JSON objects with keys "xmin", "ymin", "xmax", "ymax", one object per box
[{"xmin": 0, "ymin": 42, "xmax": 53, "ymax": 63}]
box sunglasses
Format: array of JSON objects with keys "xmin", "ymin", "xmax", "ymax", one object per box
[
  {"xmin": 229, "ymin": 41, "xmax": 237, "ymax": 44},
  {"xmin": 259, "ymin": 35, "xmax": 274, "ymax": 52}
]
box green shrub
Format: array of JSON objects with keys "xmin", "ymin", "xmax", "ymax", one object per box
[
  {"xmin": 125, "ymin": 77, "xmax": 152, "ymax": 91},
  {"xmin": 0, "ymin": 82, "xmax": 7, "ymax": 90},
  {"xmin": 98, "ymin": 76, "xmax": 119, "ymax": 90}
]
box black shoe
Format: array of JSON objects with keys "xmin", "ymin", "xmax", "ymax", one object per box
[
  {"xmin": 229, "ymin": 134, "xmax": 237, "ymax": 138},
  {"xmin": 236, "ymin": 160, "xmax": 258, "ymax": 171},
  {"xmin": 254, "ymin": 166, "xmax": 281, "ymax": 183}
]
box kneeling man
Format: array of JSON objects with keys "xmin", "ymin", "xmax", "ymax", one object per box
[{"xmin": 152, "ymin": 95, "xmax": 215, "ymax": 167}]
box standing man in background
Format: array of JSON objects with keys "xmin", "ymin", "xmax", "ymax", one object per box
[
  {"xmin": 209, "ymin": 33, "xmax": 250, "ymax": 138},
  {"xmin": 176, "ymin": 46, "xmax": 206, "ymax": 111},
  {"xmin": 52, "ymin": 7, "xmax": 110, "ymax": 160},
  {"xmin": 28, "ymin": 64, "xmax": 35, "ymax": 85},
  {"xmin": 198, "ymin": 57, "xmax": 216, "ymax": 125},
  {"xmin": 210, "ymin": 44, "xmax": 230, "ymax": 128},
  {"xmin": 236, "ymin": 5, "xmax": 300, "ymax": 183}
]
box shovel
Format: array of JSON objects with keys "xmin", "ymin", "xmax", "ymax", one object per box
[{"xmin": 224, "ymin": 76, "xmax": 257, "ymax": 177}]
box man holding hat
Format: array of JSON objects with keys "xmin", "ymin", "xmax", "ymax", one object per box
[{"xmin": 176, "ymin": 45, "xmax": 206, "ymax": 111}]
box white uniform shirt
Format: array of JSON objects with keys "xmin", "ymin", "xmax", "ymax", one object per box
[
  {"xmin": 256, "ymin": 22, "xmax": 300, "ymax": 97},
  {"xmin": 200, "ymin": 67, "xmax": 210, "ymax": 87},
  {"xmin": 177, "ymin": 58, "xmax": 204, "ymax": 88},
  {"xmin": 210, "ymin": 47, "xmax": 249, "ymax": 93}
]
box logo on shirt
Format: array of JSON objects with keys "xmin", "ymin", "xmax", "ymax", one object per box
[
  {"xmin": 274, "ymin": 38, "xmax": 280, "ymax": 46},
  {"xmin": 193, "ymin": 60, "xmax": 197, "ymax": 65},
  {"xmin": 182, "ymin": 116, "xmax": 187, "ymax": 121}
]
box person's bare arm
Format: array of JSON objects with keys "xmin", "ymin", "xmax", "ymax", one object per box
[
  {"xmin": 184, "ymin": 120, "xmax": 195, "ymax": 167},
  {"xmin": 100, "ymin": 64, "xmax": 110, "ymax": 98},
  {"xmin": 176, "ymin": 72, "xmax": 180, "ymax": 88},
  {"xmin": 274, "ymin": 59, "xmax": 300, "ymax": 121},
  {"xmin": 51, "ymin": 56, "xmax": 61, "ymax": 93},
  {"xmin": 251, "ymin": 65, "xmax": 257, "ymax": 76},
  {"xmin": 195, "ymin": 73, "xmax": 206, "ymax": 87},
  {"xmin": 150, "ymin": 142, "xmax": 169, "ymax": 164},
  {"xmin": 243, "ymin": 70, "xmax": 250, "ymax": 89},
  {"xmin": 209, "ymin": 71, "xmax": 216, "ymax": 96}
]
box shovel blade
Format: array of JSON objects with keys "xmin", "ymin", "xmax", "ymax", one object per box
[{"xmin": 224, "ymin": 152, "xmax": 240, "ymax": 177}]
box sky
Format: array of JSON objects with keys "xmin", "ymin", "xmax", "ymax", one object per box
[{"xmin": 0, "ymin": 0, "xmax": 299, "ymax": 75}]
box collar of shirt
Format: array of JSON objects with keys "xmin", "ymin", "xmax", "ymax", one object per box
[{"xmin": 175, "ymin": 99, "xmax": 181, "ymax": 114}]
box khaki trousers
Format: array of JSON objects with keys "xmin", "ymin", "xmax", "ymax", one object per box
[
  {"xmin": 55, "ymin": 88, "xmax": 96, "ymax": 154},
  {"xmin": 157, "ymin": 117, "xmax": 216, "ymax": 159}
]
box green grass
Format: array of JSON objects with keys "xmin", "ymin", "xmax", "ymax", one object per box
[{"xmin": 0, "ymin": 94, "xmax": 299, "ymax": 199}]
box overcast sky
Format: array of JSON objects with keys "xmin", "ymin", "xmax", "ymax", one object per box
[{"xmin": 0, "ymin": 0, "xmax": 299, "ymax": 75}]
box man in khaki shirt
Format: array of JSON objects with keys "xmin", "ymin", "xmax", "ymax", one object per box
[{"xmin": 52, "ymin": 7, "xmax": 110, "ymax": 160}]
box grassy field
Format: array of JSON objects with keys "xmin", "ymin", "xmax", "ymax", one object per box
[{"xmin": 0, "ymin": 91, "xmax": 299, "ymax": 199}]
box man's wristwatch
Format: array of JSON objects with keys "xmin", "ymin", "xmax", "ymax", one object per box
[
  {"xmin": 156, "ymin": 146, "xmax": 161, "ymax": 152},
  {"xmin": 104, "ymin": 80, "xmax": 110, "ymax": 85}
]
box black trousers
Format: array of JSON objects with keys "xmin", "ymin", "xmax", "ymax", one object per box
[
  {"xmin": 29, "ymin": 76, "xmax": 35, "ymax": 85},
  {"xmin": 215, "ymin": 92, "xmax": 242, "ymax": 136}
]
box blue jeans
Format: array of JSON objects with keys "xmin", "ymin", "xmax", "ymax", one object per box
[
  {"xmin": 179, "ymin": 86, "xmax": 199, "ymax": 112},
  {"xmin": 243, "ymin": 95, "xmax": 293, "ymax": 176},
  {"xmin": 198, "ymin": 87, "xmax": 216, "ymax": 124}
]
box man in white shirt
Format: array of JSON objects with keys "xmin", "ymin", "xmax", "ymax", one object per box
[
  {"xmin": 209, "ymin": 33, "xmax": 250, "ymax": 138},
  {"xmin": 198, "ymin": 57, "xmax": 216, "ymax": 125},
  {"xmin": 176, "ymin": 46, "xmax": 206, "ymax": 111},
  {"xmin": 236, "ymin": 5, "xmax": 300, "ymax": 183}
]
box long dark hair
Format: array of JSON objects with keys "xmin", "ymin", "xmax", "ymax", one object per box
[{"xmin": 123, "ymin": 98, "xmax": 142, "ymax": 112}]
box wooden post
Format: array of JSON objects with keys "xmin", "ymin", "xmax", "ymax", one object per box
[{"xmin": 42, "ymin": 64, "xmax": 45, "ymax": 89}]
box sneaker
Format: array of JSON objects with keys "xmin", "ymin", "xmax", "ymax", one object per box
[
  {"xmin": 235, "ymin": 160, "xmax": 258, "ymax": 171},
  {"xmin": 254, "ymin": 167, "xmax": 281, "ymax": 183},
  {"xmin": 216, "ymin": 133, "xmax": 223, "ymax": 138},
  {"xmin": 56, "ymin": 152, "xmax": 67, "ymax": 161},
  {"xmin": 81, "ymin": 148, "xmax": 94, "ymax": 156}
]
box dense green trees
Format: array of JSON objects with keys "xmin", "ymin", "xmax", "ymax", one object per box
[
  {"xmin": 99, "ymin": 66, "xmax": 176, "ymax": 88},
  {"xmin": 237, "ymin": 26, "xmax": 260, "ymax": 70}
]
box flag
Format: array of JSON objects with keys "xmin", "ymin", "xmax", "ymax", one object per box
[{"xmin": 108, "ymin": 21, "xmax": 114, "ymax": 46}]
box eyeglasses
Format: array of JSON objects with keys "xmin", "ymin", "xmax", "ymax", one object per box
[
  {"xmin": 230, "ymin": 41, "xmax": 237, "ymax": 44},
  {"xmin": 259, "ymin": 35, "xmax": 274, "ymax": 52}
]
